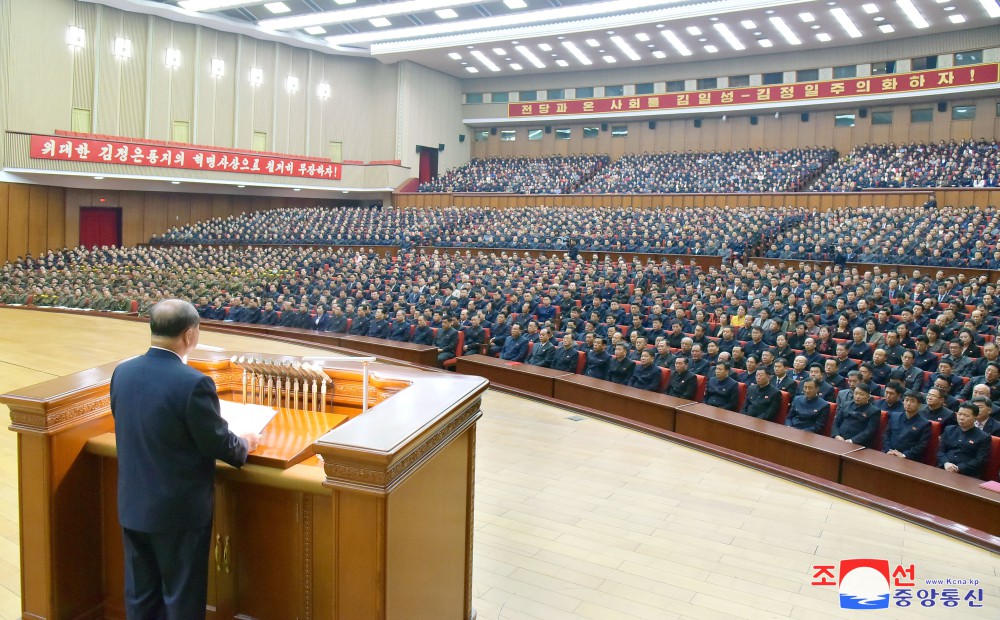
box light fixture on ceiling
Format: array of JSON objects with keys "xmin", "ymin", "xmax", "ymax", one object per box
[
  {"xmin": 878, "ymin": 23, "xmax": 895, "ymax": 32},
  {"xmin": 249, "ymin": 66, "xmax": 263, "ymax": 86},
  {"xmin": 510, "ymin": 62, "xmax": 523, "ymax": 70},
  {"xmin": 758, "ymin": 38, "xmax": 773, "ymax": 47},
  {"xmin": 635, "ymin": 32, "xmax": 650, "ymax": 41},
  {"xmin": 713, "ymin": 23, "xmax": 745, "ymax": 50},
  {"xmin": 264, "ymin": 2, "xmax": 291, "ymax": 14},
  {"xmin": 238, "ymin": 185, "xmax": 246, "ymax": 188},
  {"xmin": 304, "ymin": 26, "xmax": 327, "ymax": 35},
  {"xmin": 602, "ymin": 55, "xmax": 616, "ymax": 63},
  {"xmin": 831, "ymin": 7, "xmax": 863, "ymax": 37},
  {"xmin": 769, "ymin": 16, "xmax": 801, "ymax": 45},
  {"xmin": 562, "ymin": 41, "xmax": 593, "ymax": 65},
  {"xmin": 293, "ymin": 188, "xmax": 301, "ymax": 191},
  {"xmin": 448, "ymin": 51, "xmax": 462, "ymax": 59},
  {"xmin": 740, "ymin": 19, "xmax": 756, "ymax": 29},
  {"xmin": 171, "ymin": 181, "xmax": 182, "ymax": 185},
  {"xmin": 435, "ymin": 8, "xmax": 458, "ymax": 19},
  {"xmin": 897, "ymin": 0, "xmax": 929, "ymax": 28},
  {"xmin": 66, "ymin": 25, "xmax": 85, "ymax": 49},
  {"xmin": 555, "ymin": 59, "xmax": 568, "ymax": 67},
  {"xmin": 286, "ymin": 75, "xmax": 299, "ymax": 93},
  {"xmin": 370, "ymin": 17, "xmax": 391, "ymax": 28},
  {"xmin": 538, "ymin": 42, "xmax": 552, "ymax": 51},
  {"xmin": 165, "ymin": 47, "xmax": 181, "ymax": 69},
  {"xmin": 704, "ymin": 44, "xmax": 718, "ymax": 53},
  {"xmin": 515, "ymin": 45, "xmax": 546, "ymax": 68},
  {"xmin": 504, "ymin": 0, "xmax": 527, "ymax": 8},
  {"xmin": 979, "ymin": 0, "xmax": 1000, "ymax": 18},
  {"xmin": 873, "ymin": 15, "xmax": 885, "ymax": 21},
  {"xmin": 862, "ymin": 3, "xmax": 880, "ymax": 13},
  {"xmin": 799, "ymin": 12, "xmax": 815, "ymax": 22},
  {"xmin": 652, "ymin": 50, "xmax": 666, "ymax": 58},
  {"xmin": 93, "ymin": 176, "xmax": 104, "ymax": 180},
  {"xmin": 211, "ymin": 57, "xmax": 225, "ymax": 78},
  {"xmin": 817, "ymin": 32, "xmax": 833, "ymax": 41},
  {"xmin": 686, "ymin": 26, "xmax": 702, "ymax": 35},
  {"xmin": 586, "ymin": 38, "xmax": 600, "ymax": 47},
  {"xmin": 948, "ymin": 13, "xmax": 966, "ymax": 22},
  {"xmin": 492, "ymin": 47, "xmax": 505, "ymax": 55},
  {"xmin": 470, "ymin": 49, "xmax": 501, "ymax": 71},
  {"xmin": 113, "ymin": 37, "xmax": 132, "ymax": 59},
  {"xmin": 661, "ymin": 29, "xmax": 692, "ymax": 56},
  {"xmin": 466, "ymin": 66, "xmax": 479, "ymax": 72},
  {"xmin": 610, "ymin": 35, "xmax": 641, "ymax": 60},
  {"xmin": 317, "ymin": 82, "xmax": 331, "ymax": 99}
]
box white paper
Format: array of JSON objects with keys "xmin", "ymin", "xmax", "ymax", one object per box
[{"xmin": 219, "ymin": 400, "xmax": 278, "ymax": 436}]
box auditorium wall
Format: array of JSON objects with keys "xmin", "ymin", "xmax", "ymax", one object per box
[
  {"xmin": 0, "ymin": 0, "xmax": 462, "ymax": 174},
  {"xmin": 467, "ymin": 94, "xmax": 1000, "ymax": 160}
]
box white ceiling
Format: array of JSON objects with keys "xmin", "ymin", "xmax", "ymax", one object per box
[{"xmin": 127, "ymin": 0, "xmax": 1000, "ymax": 77}]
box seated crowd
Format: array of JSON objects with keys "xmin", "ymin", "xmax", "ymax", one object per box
[
  {"xmin": 417, "ymin": 155, "xmax": 609, "ymax": 193},
  {"xmin": 810, "ymin": 139, "xmax": 1000, "ymax": 191},
  {"xmin": 763, "ymin": 205, "xmax": 1000, "ymax": 268},
  {"xmin": 2, "ymin": 242, "xmax": 999, "ymax": 480},
  {"xmin": 153, "ymin": 205, "xmax": 808, "ymax": 256},
  {"xmin": 577, "ymin": 148, "xmax": 837, "ymax": 194}
]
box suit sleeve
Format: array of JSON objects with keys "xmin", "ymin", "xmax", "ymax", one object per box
[
  {"xmin": 959, "ymin": 436, "xmax": 991, "ymax": 476},
  {"xmin": 725, "ymin": 384, "xmax": 739, "ymax": 412},
  {"xmin": 185, "ymin": 375, "xmax": 249, "ymax": 469},
  {"xmin": 902, "ymin": 423, "xmax": 931, "ymax": 461},
  {"xmin": 850, "ymin": 408, "xmax": 880, "ymax": 446}
]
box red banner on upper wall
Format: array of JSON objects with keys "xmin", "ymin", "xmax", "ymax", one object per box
[
  {"xmin": 508, "ymin": 63, "xmax": 999, "ymax": 118},
  {"xmin": 29, "ymin": 134, "xmax": 342, "ymax": 180}
]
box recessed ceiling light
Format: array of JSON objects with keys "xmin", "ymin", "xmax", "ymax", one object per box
[
  {"xmin": 758, "ymin": 38, "xmax": 773, "ymax": 47},
  {"xmin": 831, "ymin": 7, "xmax": 863, "ymax": 37},
  {"xmin": 516, "ymin": 45, "xmax": 546, "ymax": 68},
  {"xmin": 704, "ymin": 44, "xmax": 718, "ymax": 53},
  {"xmin": 709, "ymin": 16, "xmax": 719, "ymax": 21},
  {"xmin": 635, "ymin": 32, "xmax": 650, "ymax": 41},
  {"xmin": 510, "ymin": 63, "xmax": 523, "ymax": 70},
  {"xmin": 943, "ymin": 5, "xmax": 955, "ymax": 10},
  {"xmin": 470, "ymin": 50, "xmax": 501, "ymax": 71},
  {"xmin": 465, "ymin": 66, "xmax": 479, "ymax": 73},
  {"xmin": 606, "ymin": 30, "xmax": 615, "ymax": 34},
  {"xmin": 562, "ymin": 41, "xmax": 592, "ymax": 65},
  {"xmin": 448, "ymin": 52, "xmax": 462, "ymax": 60},
  {"xmin": 602, "ymin": 55, "xmax": 616, "ymax": 63},
  {"xmin": 493, "ymin": 47, "xmax": 506, "ymax": 55},
  {"xmin": 652, "ymin": 50, "xmax": 666, "ymax": 58},
  {"xmin": 504, "ymin": 0, "xmax": 527, "ymax": 8},
  {"xmin": 171, "ymin": 181, "xmax": 182, "ymax": 184},
  {"xmin": 586, "ymin": 38, "xmax": 600, "ymax": 47},
  {"xmin": 304, "ymin": 25, "xmax": 326, "ymax": 35},
  {"xmin": 741, "ymin": 19, "xmax": 756, "ymax": 29},
  {"xmin": 698, "ymin": 37, "xmax": 708, "ymax": 42},
  {"xmin": 662, "ymin": 30, "xmax": 692, "ymax": 56},
  {"xmin": 765, "ymin": 9, "xmax": 775, "ymax": 14},
  {"xmin": 237, "ymin": 185, "xmax": 245, "ymax": 188},
  {"xmin": 862, "ymin": 3, "xmax": 880, "ymax": 13},
  {"xmin": 799, "ymin": 12, "xmax": 815, "ymax": 22},
  {"xmin": 333, "ymin": 0, "xmax": 355, "ymax": 4},
  {"xmin": 811, "ymin": 24, "xmax": 821, "ymax": 29},
  {"xmin": 647, "ymin": 44, "xmax": 655, "ymax": 48},
  {"xmin": 978, "ymin": 0, "xmax": 1000, "ymax": 18},
  {"xmin": 686, "ymin": 26, "xmax": 702, "ymax": 35},
  {"xmin": 93, "ymin": 176, "xmax": 104, "ymax": 180},
  {"xmin": 435, "ymin": 9, "xmax": 458, "ymax": 19},
  {"xmin": 293, "ymin": 188, "xmax": 301, "ymax": 191},
  {"xmin": 948, "ymin": 13, "xmax": 966, "ymax": 22},
  {"xmin": 555, "ymin": 59, "xmax": 568, "ymax": 67},
  {"xmin": 817, "ymin": 32, "xmax": 833, "ymax": 41},
  {"xmin": 610, "ymin": 35, "xmax": 641, "ymax": 60},
  {"xmin": 873, "ymin": 15, "xmax": 886, "ymax": 21},
  {"xmin": 538, "ymin": 43, "xmax": 552, "ymax": 51},
  {"xmin": 369, "ymin": 17, "xmax": 391, "ymax": 28},
  {"xmin": 769, "ymin": 17, "xmax": 801, "ymax": 44},
  {"xmin": 557, "ymin": 36, "xmax": 564, "ymax": 40},
  {"xmin": 878, "ymin": 23, "xmax": 895, "ymax": 32},
  {"xmin": 550, "ymin": 53, "xmax": 557, "ymax": 57},
  {"xmin": 264, "ymin": 2, "xmax": 290, "ymax": 14},
  {"xmin": 897, "ymin": 0, "xmax": 929, "ymax": 28},
  {"xmin": 714, "ymin": 23, "xmax": 745, "ymax": 50}
]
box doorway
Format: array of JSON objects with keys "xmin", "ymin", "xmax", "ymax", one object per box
[{"xmin": 79, "ymin": 207, "xmax": 122, "ymax": 248}]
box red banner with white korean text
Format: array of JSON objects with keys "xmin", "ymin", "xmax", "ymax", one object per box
[
  {"xmin": 508, "ymin": 63, "xmax": 999, "ymax": 118},
  {"xmin": 29, "ymin": 134, "xmax": 342, "ymax": 180}
]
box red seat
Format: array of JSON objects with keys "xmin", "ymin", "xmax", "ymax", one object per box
[
  {"xmin": 736, "ymin": 382, "xmax": 747, "ymax": 412},
  {"xmin": 824, "ymin": 402, "xmax": 837, "ymax": 437},
  {"xmin": 658, "ymin": 367, "xmax": 671, "ymax": 392},
  {"xmin": 923, "ymin": 421, "xmax": 942, "ymax": 466},
  {"xmin": 129, "ymin": 300, "xmax": 139, "ymax": 313},
  {"xmin": 694, "ymin": 374, "xmax": 707, "ymax": 401},
  {"xmin": 875, "ymin": 411, "xmax": 889, "ymax": 451},
  {"xmin": 984, "ymin": 436, "xmax": 1000, "ymax": 482},
  {"xmin": 575, "ymin": 350, "xmax": 586, "ymax": 374},
  {"xmin": 442, "ymin": 330, "xmax": 465, "ymax": 369},
  {"xmin": 775, "ymin": 390, "xmax": 792, "ymax": 424}
]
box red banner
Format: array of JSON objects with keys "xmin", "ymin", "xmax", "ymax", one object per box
[
  {"xmin": 509, "ymin": 63, "xmax": 999, "ymax": 118},
  {"xmin": 29, "ymin": 134, "xmax": 342, "ymax": 180}
]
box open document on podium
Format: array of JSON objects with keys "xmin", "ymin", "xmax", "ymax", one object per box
[{"xmin": 219, "ymin": 400, "xmax": 278, "ymax": 436}]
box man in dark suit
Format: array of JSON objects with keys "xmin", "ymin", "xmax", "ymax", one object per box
[
  {"xmin": 526, "ymin": 328, "xmax": 556, "ymax": 368},
  {"xmin": 111, "ymin": 300, "xmax": 260, "ymax": 620}
]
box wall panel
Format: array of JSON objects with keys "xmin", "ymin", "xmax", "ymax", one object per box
[
  {"xmin": 47, "ymin": 188, "xmax": 66, "ymax": 251},
  {"xmin": 0, "ymin": 185, "xmax": 8, "ymax": 261},
  {"xmin": 7, "ymin": 184, "xmax": 30, "ymax": 260}
]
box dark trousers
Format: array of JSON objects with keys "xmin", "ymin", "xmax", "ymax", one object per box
[{"xmin": 122, "ymin": 525, "xmax": 212, "ymax": 620}]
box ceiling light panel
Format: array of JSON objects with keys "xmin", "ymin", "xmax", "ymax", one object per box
[
  {"xmin": 817, "ymin": 32, "xmax": 833, "ymax": 41},
  {"xmin": 602, "ymin": 55, "xmax": 616, "ymax": 63},
  {"xmin": 878, "ymin": 23, "xmax": 895, "ymax": 32},
  {"xmin": 652, "ymin": 50, "xmax": 666, "ymax": 58},
  {"xmin": 830, "ymin": 8, "xmax": 863, "ymax": 38},
  {"xmin": 538, "ymin": 42, "xmax": 552, "ymax": 51},
  {"xmin": 610, "ymin": 35, "xmax": 641, "ymax": 60},
  {"xmin": 492, "ymin": 47, "xmax": 506, "ymax": 54},
  {"xmin": 510, "ymin": 62, "xmax": 523, "ymax": 70},
  {"xmin": 555, "ymin": 59, "xmax": 569, "ymax": 67},
  {"xmin": 586, "ymin": 38, "xmax": 600, "ymax": 47},
  {"xmin": 435, "ymin": 9, "xmax": 458, "ymax": 19},
  {"xmin": 264, "ymin": 2, "xmax": 290, "ymax": 14},
  {"xmin": 661, "ymin": 29, "xmax": 692, "ymax": 56},
  {"xmin": 515, "ymin": 45, "xmax": 546, "ymax": 68},
  {"xmin": 470, "ymin": 49, "xmax": 501, "ymax": 71},
  {"xmin": 948, "ymin": 14, "xmax": 965, "ymax": 22},
  {"xmin": 704, "ymin": 44, "xmax": 718, "ymax": 53},
  {"xmin": 369, "ymin": 17, "xmax": 392, "ymax": 27},
  {"xmin": 635, "ymin": 32, "xmax": 650, "ymax": 41},
  {"xmin": 896, "ymin": 0, "xmax": 929, "ymax": 28},
  {"xmin": 862, "ymin": 3, "xmax": 880, "ymax": 13},
  {"xmin": 769, "ymin": 16, "xmax": 801, "ymax": 45},
  {"xmin": 979, "ymin": 0, "xmax": 1000, "ymax": 19},
  {"xmin": 466, "ymin": 66, "xmax": 479, "ymax": 73},
  {"xmin": 686, "ymin": 26, "xmax": 702, "ymax": 35},
  {"xmin": 504, "ymin": 0, "xmax": 527, "ymax": 8},
  {"xmin": 448, "ymin": 51, "xmax": 462, "ymax": 59},
  {"xmin": 179, "ymin": 0, "xmax": 266, "ymax": 10},
  {"xmin": 713, "ymin": 23, "xmax": 745, "ymax": 50},
  {"xmin": 561, "ymin": 41, "xmax": 593, "ymax": 65},
  {"xmin": 799, "ymin": 12, "xmax": 815, "ymax": 22},
  {"xmin": 758, "ymin": 38, "xmax": 773, "ymax": 47},
  {"xmin": 304, "ymin": 26, "xmax": 327, "ymax": 35},
  {"xmin": 260, "ymin": 0, "xmax": 485, "ymax": 30},
  {"xmin": 741, "ymin": 19, "xmax": 756, "ymax": 29}
]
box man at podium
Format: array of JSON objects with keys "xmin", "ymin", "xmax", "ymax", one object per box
[{"xmin": 110, "ymin": 299, "xmax": 261, "ymax": 619}]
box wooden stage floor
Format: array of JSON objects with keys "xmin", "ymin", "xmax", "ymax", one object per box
[{"xmin": 0, "ymin": 309, "xmax": 996, "ymax": 619}]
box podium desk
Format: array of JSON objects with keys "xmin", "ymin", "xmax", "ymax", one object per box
[{"xmin": 2, "ymin": 351, "xmax": 487, "ymax": 620}]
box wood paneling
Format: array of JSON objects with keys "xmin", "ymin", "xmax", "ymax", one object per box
[{"xmin": 0, "ymin": 184, "xmax": 8, "ymax": 260}]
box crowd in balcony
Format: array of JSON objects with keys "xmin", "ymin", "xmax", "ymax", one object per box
[
  {"xmin": 2, "ymin": 240, "xmax": 1000, "ymax": 480},
  {"xmin": 810, "ymin": 139, "xmax": 1000, "ymax": 191},
  {"xmin": 416, "ymin": 155, "xmax": 609, "ymax": 193},
  {"xmin": 577, "ymin": 148, "xmax": 838, "ymax": 194}
]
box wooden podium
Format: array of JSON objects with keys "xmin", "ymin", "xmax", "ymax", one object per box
[{"xmin": 2, "ymin": 351, "xmax": 487, "ymax": 620}]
